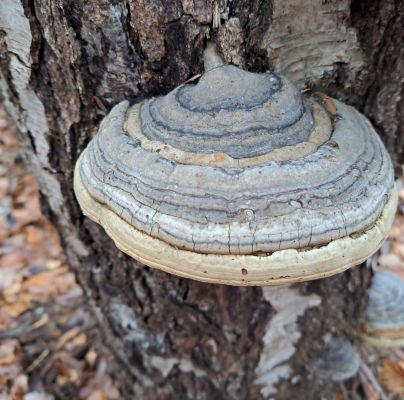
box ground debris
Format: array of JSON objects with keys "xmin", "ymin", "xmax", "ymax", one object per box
[{"xmin": 0, "ymin": 109, "xmax": 120, "ymax": 399}]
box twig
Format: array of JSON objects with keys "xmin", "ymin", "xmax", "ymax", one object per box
[
  {"xmin": 184, "ymin": 74, "xmax": 201, "ymax": 84},
  {"xmin": 26, "ymin": 348, "xmax": 51, "ymax": 373},
  {"xmin": 0, "ymin": 308, "xmax": 45, "ymax": 339},
  {"xmin": 339, "ymin": 382, "xmax": 349, "ymax": 400},
  {"xmin": 359, "ymin": 358, "xmax": 389, "ymax": 400},
  {"xmin": 0, "ymin": 319, "xmax": 33, "ymax": 339},
  {"xmin": 359, "ymin": 371, "xmax": 375, "ymax": 400},
  {"xmin": 392, "ymin": 349, "xmax": 404, "ymax": 361}
]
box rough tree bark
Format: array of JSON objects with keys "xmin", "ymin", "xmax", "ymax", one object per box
[{"xmin": 0, "ymin": 0, "xmax": 403, "ymax": 398}]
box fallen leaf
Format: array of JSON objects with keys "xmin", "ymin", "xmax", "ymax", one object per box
[
  {"xmin": 71, "ymin": 332, "xmax": 87, "ymax": 348},
  {"xmin": 3, "ymin": 281, "xmax": 22, "ymax": 302},
  {"xmin": 5, "ymin": 301, "xmax": 30, "ymax": 318},
  {"xmin": 85, "ymin": 348, "xmax": 98, "ymax": 367},
  {"xmin": 379, "ymin": 360, "xmax": 404, "ymax": 396},
  {"xmin": 12, "ymin": 207, "xmax": 41, "ymax": 230},
  {"xmin": 0, "ymin": 267, "xmax": 22, "ymax": 291},
  {"xmin": 0, "ymin": 253, "xmax": 26, "ymax": 269},
  {"xmin": 0, "ymin": 364, "xmax": 21, "ymax": 386},
  {"xmin": 24, "ymin": 271, "xmax": 54, "ymax": 289},
  {"xmin": 0, "ymin": 340, "xmax": 20, "ymax": 366},
  {"xmin": 56, "ymin": 368, "xmax": 79, "ymax": 385},
  {"xmin": 10, "ymin": 373, "xmax": 28, "ymax": 400},
  {"xmin": 56, "ymin": 327, "xmax": 82, "ymax": 350},
  {"xmin": 26, "ymin": 226, "xmax": 43, "ymax": 246}
]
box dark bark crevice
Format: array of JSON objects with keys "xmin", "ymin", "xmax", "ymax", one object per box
[{"xmin": 351, "ymin": 0, "xmax": 404, "ymax": 175}]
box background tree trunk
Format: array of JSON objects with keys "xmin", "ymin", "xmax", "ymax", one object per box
[{"xmin": 0, "ymin": 0, "xmax": 403, "ymax": 398}]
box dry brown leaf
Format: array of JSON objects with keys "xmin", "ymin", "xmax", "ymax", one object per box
[
  {"xmin": 72, "ymin": 332, "xmax": 87, "ymax": 348},
  {"xmin": 21, "ymin": 268, "xmax": 73, "ymax": 299},
  {"xmin": 85, "ymin": 348, "xmax": 98, "ymax": 367},
  {"xmin": 0, "ymin": 364, "xmax": 21, "ymax": 386},
  {"xmin": 3, "ymin": 281, "xmax": 22, "ymax": 302},
  {"xmin": 26, "ymin": 226, "xmax": 43, "ymax": 246},
  {"xmin": 56, "ymin": 368, "xmax": 79, "ymax": 385},
  {"xmin": 56, "ymin": 327, "xmax": 82, "ymax": 350},
  {"xmin": 379, "ymin": 359, "xmax": 404, "ymax": 396},
  {"xmin": 0, "ymin": 253, "xmax": 26, "ymax": 269},
  {"xmin": 5, "ymin": 301, "xmax": 30, "ymax": 318},
  {"xmin": 0, "ymin": 267, "xmax": 21, "ymax": 291},
  {"xmin": 24, "ymin": 271, "xmax": 55, "ymax": 289},
  {"xmin": 10, "ymin": 373, "xmax": 28, "ymax": 400},
  {"xmin": 12, "ymin": 207, "xmax": 41, "ymax": 230},
  {"xmin": 0, "ymin": 340, "xmax": 20, "ymax": 366}
]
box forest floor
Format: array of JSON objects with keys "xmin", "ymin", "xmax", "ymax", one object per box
[
  {"xmin": 0, "ymin": 107, "xmax": 404, "ymax": 400},
  {"xmin": 0, "ymin": 110, "xmax": 120, "ymax": 399}
]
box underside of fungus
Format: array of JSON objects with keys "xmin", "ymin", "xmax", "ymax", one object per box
[{"xmin": 74, "ymin": 47, "xmax": 397, "ymax": 286}]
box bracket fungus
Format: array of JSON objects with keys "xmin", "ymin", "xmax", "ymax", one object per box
[
  {"xmin": 363, "ymin": 271, "xmax": 404, "ymax": 348},
  {"xmin": 74, "ymin": 46, "xmax": 397, "ymax": 286},
  {"xmin": 312, "ymin": 336, "xmax": 360, "ymax": 382}
]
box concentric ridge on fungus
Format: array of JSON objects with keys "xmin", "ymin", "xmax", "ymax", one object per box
[{"xmin": 74, "ymin": 57, "xmax": 397, "ymax": 286}]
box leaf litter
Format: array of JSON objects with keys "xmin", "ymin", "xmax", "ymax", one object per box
[{"xmin": 0, "ymin": 108, "xmax": 120, "ymax": 399}]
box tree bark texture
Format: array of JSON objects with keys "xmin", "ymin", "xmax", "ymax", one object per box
[{"xmin": 0, "ymin": 0, "xmax": 403, "ymax": 398}]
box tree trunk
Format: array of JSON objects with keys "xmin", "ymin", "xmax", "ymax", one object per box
[{"xmin": 0, "ymin": 0, "xmax": 403, "ymax": 398}]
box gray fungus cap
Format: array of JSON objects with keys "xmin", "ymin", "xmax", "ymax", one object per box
[
  {"xmin": 364, "ymin": 271, "xmax": 404, "ymax": 347},
  {"xmin": 74, "ymin": 58, "xmax": 397, "ymax": 286}
]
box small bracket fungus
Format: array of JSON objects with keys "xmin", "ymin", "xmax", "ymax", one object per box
[
  {"xmin": 312, "ymin": 336, "xmax": 360, "ymax": 382},
  {"xmin": 74, "ymin": 46, "xmax": 397, "ymax": 286},
  {"xmin": 363, "ymin": 271, "xmax": 404, "ymax": 348}
]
